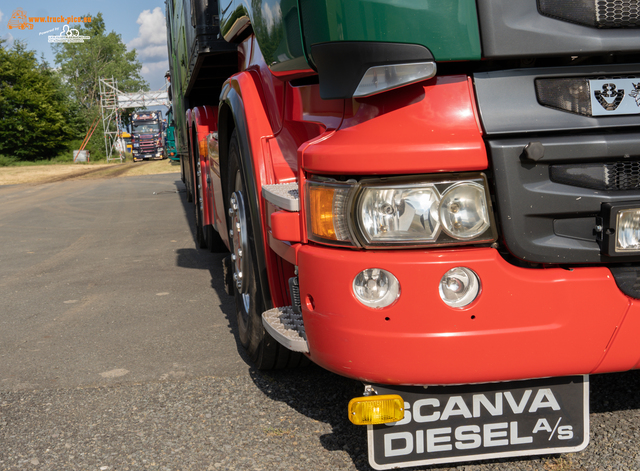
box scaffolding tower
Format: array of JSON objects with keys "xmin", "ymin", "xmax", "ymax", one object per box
[{"xmin": 99, "ymin": 77, "xmax": 170, "ymax": 163}]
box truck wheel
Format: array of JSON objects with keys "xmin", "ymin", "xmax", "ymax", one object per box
[
  {"xmin": 207, "ymin": 225, "xmax": 228, "ymax": 253},
  {"xmin": 185, "ymin": 168, "xmax": 193, "ymax": 202},
  {"xmin": 194, "ymin": 197, "xmax": 207, "ymax": 249},
  {"xmin": 226, "ymin": 130, "xmax": 306, "ymax": 369}
]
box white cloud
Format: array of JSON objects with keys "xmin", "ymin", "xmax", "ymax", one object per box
[
  {"xmin": 138, "ymin": 45, "xmax": 168, "ymax": 59},
  {"xmin": 141, "ymin": 59, "xmax": 169, "ymax": 76},
  {"xmin": 2, "ymin": 32, "xmax": 14, "ymax": 48},
  {"xmin": 128, "ymin": 7, "xmax": 168, "ymax": 61},
  {"xmin": 0, "ymin": 9, "xmax": 4, "ymax": 23},
  {"xmin": 141, "ymin": 59, "xmax": 169, "ymax": 90}
]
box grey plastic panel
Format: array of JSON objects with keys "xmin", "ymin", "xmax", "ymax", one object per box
[
  {"xmin": 474, "ymin": 64, "xmax": 640, "ymax": 135},
  {"xmin": 262, "ymin": 307, "xmax": 309, "ymax": 353},
  {"xmin": 489, "ymin": 133, "xmax": 640, "ymax": 264},
  {"xmin": 477, "ymin": 0, "xmax": 640, "ymax": 58},
  {"xmin": 262, "ymin": 183, "xmax": 299, "ymax": 212}
]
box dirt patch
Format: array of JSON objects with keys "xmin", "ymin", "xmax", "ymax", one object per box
[{"xmin": 0, "ymin": 160, "xmax": 181, "ymax": 186}]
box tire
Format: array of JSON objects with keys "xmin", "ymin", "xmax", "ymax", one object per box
[
  {"xmin": 207, "ymin": 225, "xmax": 228, "ymax": 253},
  {"xmin": 226, "ymin": 130, "xmax": 307, "ymax": 369},
  {"xmin": 194, "ymin": 196, "xmax": 207, "ymax": 249},
  {"xmin": 192, "ymin": 130, "xmax": 206, "ymax": 248}
]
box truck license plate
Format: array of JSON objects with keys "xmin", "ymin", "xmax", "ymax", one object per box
[{"xmin": 368, "ymin": 376, "xmax": 588, "ymax": 470}]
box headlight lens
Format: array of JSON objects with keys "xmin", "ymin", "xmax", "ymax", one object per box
[
  {"xmin": 616, "ymin": 209, "xmax": 640, "ymax": 252},
  {"xmin": 360, "ymin": 187, "xmax": 440, "ymax": 243},
  {"xmin": 356, "ymin": 175, "xmax": 495, "ymax": 247},
  {"xmin": 353, "ymin": 268, "xmax": 400, "ymax": 308},
  {"xmin": 439, "ymin": 267, "xmax": 481, "ymax": 308},
  {"xmin": 439, "ymin": 183, "xmax": 490, "ymax": 240},
  {"xmin": 306, "ymin": 174, "xmax": 496, "ymax": 248}
]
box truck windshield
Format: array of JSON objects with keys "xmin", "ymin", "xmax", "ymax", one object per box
[{"xmin": 132, "ymin": 123, "xmax": 160, "ymax": 133}]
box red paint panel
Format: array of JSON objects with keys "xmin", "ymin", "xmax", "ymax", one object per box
[
  {"xmin": 207, "ymin": 132, "xmax": 227, "ymax": 243},
  {"xmin": 592, "ymin": 299, "xmax": 640, "ymax": 373},
  {"xmin": 193, "ymin": 106, "xmax": 218, "ymax": 227},
  {"xmin": 296, "ymin": 245, "xmax": 634, "ymax": 385},
  {"xmin": 302, "ymin": 76, "xmax": 487, "ymax": 175},
  {"xmin": 268, "ymin": 233, "xmax": 300, "ymax": 266},
  {"xmin": 245, "ymin": 36, "xmax": 285, "ymax": 135},
  {"xmin": 193, "ymin": 105, "xmax": 217, "ymax": 141},
  {"xmin": 285, "ymin": 83, "xmax": 344, "ymax": 132},
  {"xmin": 270, "ymin": 210, "xmax": 301, "ymax": 242}
]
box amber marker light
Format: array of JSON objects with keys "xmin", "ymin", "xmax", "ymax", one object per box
[
  {"xmin": 306, "ymin": 180, "xmax": 354, "ymax": 245},
  {"xmin": 348, "ymin": 395, "xmax": 405, "ymax": 425},
  {"xmin": 309, "ymin": 185, "xmax": 338, "ymax": 240},
  {"xmin": 199, "ymin": 140, "xmax": 208, "ymax": 158}
]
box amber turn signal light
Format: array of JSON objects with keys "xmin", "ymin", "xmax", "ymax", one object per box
[{"xmin": 348, "ymin": 394, "xmax": 405, "ymax": 425}]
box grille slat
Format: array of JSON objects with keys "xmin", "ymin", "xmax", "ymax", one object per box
[
  {"xmin": 550, "ymin": 160, "xmax": 640, "ymax": 190},
  {"xmin": 539, "ymin": 0, "xmax": 640, "ymax": 28},
  {"xmin": 598, "ymin": 0, "xmax": 640, "ymax": 27}
]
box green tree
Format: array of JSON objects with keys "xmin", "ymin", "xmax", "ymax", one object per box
[
  {"xmin": 0, "ymin": 40, "xmax": 80, "ymax": 160},
  {"xmin": 53, "ymin": 13, "xmax": 148, "ymax": 157},
  {"xmin": 53, "ymin": 13, "xmax": 148, "ymax": 110}
]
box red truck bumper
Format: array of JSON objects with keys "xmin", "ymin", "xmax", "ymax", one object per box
[{"xmin": 296, "ymin": 245, "xmax": 640, "ymax": 385}]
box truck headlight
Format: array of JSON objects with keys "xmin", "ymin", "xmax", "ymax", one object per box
[
  {"xmin": 356, "ymin": 175, "xmax": 495, "ymax": 247},
  {"xmin": 616, "ymin": 209, "xmax": 640, "ymax": 252},
  {"xmin": 306, "ymin": 174, "xmax": 496, "ymax": 248},
  {"xmin": 439, "ymin": 182, "xmax": 490, "ymax": 240},
  {"xmin": 359, "ymin": 186, "xmax": 440, "ymax": 243}
]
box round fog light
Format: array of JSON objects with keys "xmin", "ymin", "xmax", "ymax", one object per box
[
  {"xmin": 439, "ymin": 267, "xmax": 480, "ymax": 308},
  {"xmin": 353, "ymin": 268, "xmax": 400, "ymax": 309}
]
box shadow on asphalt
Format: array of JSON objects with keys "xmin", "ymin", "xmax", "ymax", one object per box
[
  {"xmin": 172, "ymin": 178, "xmax": 252, "ymax": 369},
  {"xmin": 170, "ymin": 177, "xmax": 640, "ymax": 471}
]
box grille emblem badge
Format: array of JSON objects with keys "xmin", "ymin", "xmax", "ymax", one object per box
[
  {"xmin": 629, "ymin": 83, "xmax": 640, "ymax": 106},
  {"xmin": 590, "ymin": 78, "xmax": 640, "ymax": 116},
  {"xmin": 594, "ymin": 83, "xmax": 624, "ymax": 111}
]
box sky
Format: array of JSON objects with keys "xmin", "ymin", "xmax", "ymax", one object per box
[{"xmin": 0, "ymin": 0, "xmax": 169, "ymax": 91}]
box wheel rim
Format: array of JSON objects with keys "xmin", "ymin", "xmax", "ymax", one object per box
[{"xmin": 229, "ymin": 171, "xmax": 251, "ymax": 314}]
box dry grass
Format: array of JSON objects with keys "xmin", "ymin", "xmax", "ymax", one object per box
[{"xmin": 0, "ymin": 160, "xmax": 180, "ymax": 186}]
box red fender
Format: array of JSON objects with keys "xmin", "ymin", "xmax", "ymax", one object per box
[
  {"xmin": 192, "ymin": 105, "xmax": 218, "ymax": 227},
  {"xmin": 222, "ymin": 70, "xmax": 289, "ymax": 306}
]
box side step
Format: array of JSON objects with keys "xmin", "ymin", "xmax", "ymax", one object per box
[
  {"xmin": 262, "ymin": 183, "xmax": 299, "ymax": 211},
  {"xmin": 262, "ymin": 306, "xmax": 309, "ymax": 353}
]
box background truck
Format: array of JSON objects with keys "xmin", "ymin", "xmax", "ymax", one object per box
[
  {"xmin": 166, "ymin": 0, "xmax": 640, "ymax": 468},
  {"xmin": 130, "ymin": 110, "xmax": 165, "ymax": 161}
]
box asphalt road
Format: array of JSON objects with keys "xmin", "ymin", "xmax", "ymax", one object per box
[{"xmin": 0, "ymin": 174, "xmax": 639, "ymax": 471}]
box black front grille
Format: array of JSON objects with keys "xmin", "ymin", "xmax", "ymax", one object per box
[
  {"xmin": 550, "ymin": 160, "xmax": 640, "ymax": 190},
  {"xmin": 598, "ymin": 0, "xmax": 640, "ymax": 27},
  {"xmin": 488, "ymin": 134, "xmax": 640, "ymax": 265},
  {"xmin": 538, "ymin": 0, "xmax": 640, "ymax": 28}
]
